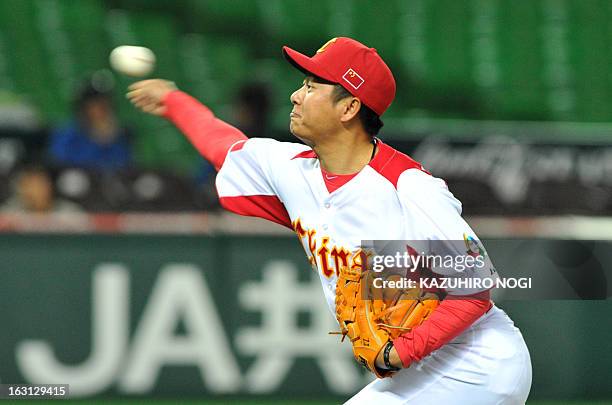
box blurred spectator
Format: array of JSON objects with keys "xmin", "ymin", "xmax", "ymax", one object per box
[
  {"xmin": 1, "ymin": 165, "xmax": 81, "ymax": 213},
  {"xmin": 49, "ymin": 78, "xmax": 132, "ymax": 171},
  {"xmin": 193, "ymin": 159, "xmax": 219, "ymax": 209},
  {"xmin": 232, "ymin": 82, "xmax": 272, "ymax": 138},
  {"xmin": 193, "ymin": 82, "xmax": 273, "ymax": 209}
]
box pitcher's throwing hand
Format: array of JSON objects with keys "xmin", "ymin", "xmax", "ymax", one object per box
[{"xmin": 127, "ymin": 79, "xmax": 177, "ymax": 116}]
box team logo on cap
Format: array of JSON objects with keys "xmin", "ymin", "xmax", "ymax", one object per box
[{"xmin": 342, "ymin": 68, "xmax": 365, "ymax": 90}]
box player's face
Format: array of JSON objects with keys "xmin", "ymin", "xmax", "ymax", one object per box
[{"xmin": 289, "ymin": 77, "xmax": 343, "ymax": 145}]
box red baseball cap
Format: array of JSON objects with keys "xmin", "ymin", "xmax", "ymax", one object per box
[{"xmin": 282, "ymin": 37, "xmax": 396, "ymax": 116}]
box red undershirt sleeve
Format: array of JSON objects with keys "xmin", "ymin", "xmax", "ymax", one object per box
[
  {"xmin": 162, "ymin": 90, "xmax": 248, "ymax": 171},
  {"xmin": 392, "ymin": 290, "xmax": 492, "ymax": 368}
]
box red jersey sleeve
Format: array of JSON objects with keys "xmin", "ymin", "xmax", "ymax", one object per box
[
  {"xmin": 392, "ymin": 290, "xmax": 492, "ymax": 368},
  {"xmin": 163, "ymin": 91, "xmax": 312, "ymax": 228},
  {"xmin": 163, "ymin": 90, "xmax": 247, "ymax": 171}
]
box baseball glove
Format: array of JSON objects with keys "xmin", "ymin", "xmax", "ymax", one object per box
[{"xmin": 333, "ymin": 267, "xmax": 440, "ymax": 378}]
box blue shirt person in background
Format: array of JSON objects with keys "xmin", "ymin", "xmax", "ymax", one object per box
[{"xmin": 49, "ymin": 79, "xmax": 132, "ymax": 171}]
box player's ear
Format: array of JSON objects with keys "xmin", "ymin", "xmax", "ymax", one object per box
[{"xmin": 339, "ymin": 97, "xmax": 361, "ymax": 123}]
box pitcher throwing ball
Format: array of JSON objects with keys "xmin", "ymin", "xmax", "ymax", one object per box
[{"xmin": 127, "ymin": 37, "xmax": 532, "ymax": 404}]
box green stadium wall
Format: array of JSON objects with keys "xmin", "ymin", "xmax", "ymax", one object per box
[{"xmin": 0, "ymin": 234, "xmax": 611, "ymax": 401}]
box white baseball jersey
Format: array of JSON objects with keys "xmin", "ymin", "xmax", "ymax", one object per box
[
  {"xmin": 215, "ymin": 137, "xmax": 531, "ymax": 404},
  {"xmin": 216, "ymin": 137, "xmax": 494, "ymax": 311}
]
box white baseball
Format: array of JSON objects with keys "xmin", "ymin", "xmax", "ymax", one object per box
[{"xmin": 109, "ymin": 46, "xmax": 156, "ymax": 77}]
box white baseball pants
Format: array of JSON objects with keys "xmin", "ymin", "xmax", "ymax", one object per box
[{"xmin": 345, "ymin": 305, "xmax": 532, "ymax": 405}]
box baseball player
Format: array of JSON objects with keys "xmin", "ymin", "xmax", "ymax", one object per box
[{"xmin": 127, "ymin": 37, "xmax": 532, "ymax": 404}]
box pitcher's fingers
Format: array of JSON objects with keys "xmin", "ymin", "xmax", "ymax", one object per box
[
  {"xmin": 126, "ymin": 88, "xmax": 148, "ymax": 100},
  {"xmin": 127, "ymin": 92, "xmax": 153, "ymax": 106},
  {"xmin": 142, "ymin": 103, "xmax": 163, "ymax": 114},
  {"xmin": 128, "ymin": 80, "xmax": 157, "ymax": 91},
  {"xmin": 130, "ymin": 98, "xmax": 153, "ymax": 110}
]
